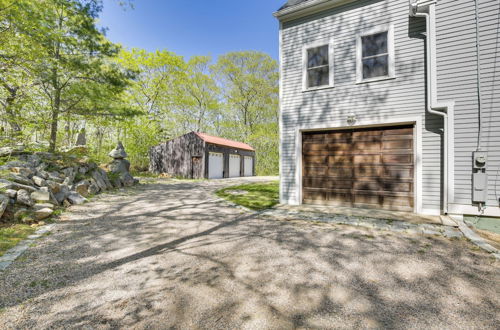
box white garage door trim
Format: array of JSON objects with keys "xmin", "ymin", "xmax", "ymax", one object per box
[
  {"xmin": 244, "ymin": 156, "xmax": 253, "ymax": 177},
  {"xmin": 208, "ymin": 152, "xmax": 224, "ymax": 179},
  {"xmin": 292, "ymin": 116, "xmax": 423, "ymax": 214},
  {"xmin": 229, "ymin": 154, "xmax": 241, "ymax": 178}
]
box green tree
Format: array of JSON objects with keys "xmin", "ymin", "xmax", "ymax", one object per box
[
  {"xmin": 25, "ymin": 0, "xmax": 134, "ymax": 152},
  {"xmin": 212, "ymin": 51, "xmax": 279, "ymax": 175}
]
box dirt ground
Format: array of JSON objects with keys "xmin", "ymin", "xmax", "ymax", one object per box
[{"xmin": 0, "ymin": 178, "xmax": 498, "ymax": 329}]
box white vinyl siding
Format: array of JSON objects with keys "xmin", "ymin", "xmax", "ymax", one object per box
[
  {"xmin": 436, "ymin": 0, "xmax": 500, "ymax": 209},
  {"xmin": 280, "ymin": 0, "xmax": 442, "ymax": 213}
]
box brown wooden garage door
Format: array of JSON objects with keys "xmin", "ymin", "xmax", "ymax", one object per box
[{"xmin": 302, "ymin": 125, "xmax": 414, "ymax": 212}]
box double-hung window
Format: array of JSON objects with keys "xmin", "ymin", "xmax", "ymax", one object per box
[
  {"xmin": 356, "ymin": 25, "xmax": 395, "ymax": 83},
  {"xmin": 303, "ymin": 39, "xmax": 334, "ymax": 91}
]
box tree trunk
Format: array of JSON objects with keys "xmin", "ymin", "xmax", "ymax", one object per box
[
  {"xmin": 3, "ymin": 86, "xmax": 22, "ymax": 133},
  {"xmin": 49, "ymin": 88, "xmax": 61, "ymax": 152}
]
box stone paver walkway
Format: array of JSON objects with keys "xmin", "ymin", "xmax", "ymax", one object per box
[{"xmin": 0, "ymin": 177, "xmax": 498, "ymax": 329}]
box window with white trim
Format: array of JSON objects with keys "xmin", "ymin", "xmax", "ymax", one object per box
[
  {"xmin": 303, "ymin": 39, "xmax": 334, "ymax": 90},
  {"xmin": 356, "ymin": 25, "xmax": 395, "ymax": 83}
]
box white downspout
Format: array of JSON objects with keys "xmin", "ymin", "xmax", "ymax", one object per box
[{"xmin": 410, "ymin": 0, "xmax": 455, "ymax": 214}]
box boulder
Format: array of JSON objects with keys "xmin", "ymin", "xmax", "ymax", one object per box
[
  {"xmin": 7, "ymin": 173, "xmax": 33, "ymax": 186},
  {"xmin": 88, "ymin": 181, "xmax": 100, "ymax": 195},
  {"xmin": 36, "ymin": 169, "xmax": 49, "ymax": 180},
  {"xmin": 108, "ymin": 158, "xmax": 130, "ymax": 174},
  {"xmin": 5, "ymin": 189, "xmax": 17, "ymax": 198},
  {"xmin": 74, "ymin": 180, "xmax": 90, "ymax": 197},
  {"xmin": 0, "ymin": 179, "xmax": 37, "ymax": 192},
  {"xmin": 32, "ymin": 176, "xmax": 47, "ymax": 187},
  {"xmin": 67, "ymin": 192, "xmax": 87, "ymax": 205},
  {"xmin": 0, "ymin": 146, "xmax": 25, "ymax": 157},
  {"xmin": 33, "ymin": 203, "xmax": 54, "ymax": 210},
  {"xmin": 31, "ymin": 190, "xmax": 51, "ymax": 203},
  {"xmin": 10, "ymin": 167, "xmax": 34, "ymax": 178},
  {"xmin": 34, "ymin": 208, "xmax": 53, "ymax": 220},
  {"xmin": 0, "ymin": 194, "xmax": 8, "ymax": 219},
  {"xmin": 46, "ymin": 180, "xmax": 61, "ymax": 194},
  {"xmin": 16, "ymin": 189, "xmax": 34, "ymax": 207},
  {"xmin": 101, "ymin": 169, "xmax": 113, "ymax": 190},
  {"xmin": 54, "ymin": 184, "xmax": 70, "ymax": 204},
  {"xmin": 47, "ymin": 171, "xmax": 64, "ymax": 183},
  {"xmin": 108, "ymin": 141, "xmax": 128, "ymax": 159},
  {"xmin": 91, "ymin": 170, "xmax": 107, "ymax": 191}
]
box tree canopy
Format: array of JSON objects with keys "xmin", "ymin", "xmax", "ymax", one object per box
[{"xmin": 0, "ymin": 0, "xmax": 279, "ymax": 175}]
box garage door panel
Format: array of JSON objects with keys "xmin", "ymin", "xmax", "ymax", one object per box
[
  {"xmin": 382, "ymin": 154, "xmax": 413, "ymax": 164},
  {"xmin": 304, "ymin": 166, "xmax": 328, "ymax": 176},
  {"xmin": 304, "ymin": 178, "xmax": 352, "ymax": 189},
  {"xmin": 352, "ymin": 180, "xmax": 413, "ymax": 192},
  {"xmin": 302, "ymin": 125, "xmax": 415, "ymax": 212},
  {"xmin": 304, "ymin": 155, "xmax": 328, "ymax": 164},
  {"xmin": 328, "ymin": 155, "xmax": 352, "ymax": 164},
  {"xmin": 353, "ymin": 155, "xmax": 382, "ymax": 164},
  {"xmin": 383, "ymin": 140, "xmax": 412, "ymax": 150},
  {"xmin": 327, "ymin": 167, "xmax": 353, "ymax": 177}
]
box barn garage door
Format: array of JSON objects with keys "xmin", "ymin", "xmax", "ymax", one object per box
[
  {"xmin": 229, "ymin": 154, "xmax": 241, "ymax": 178},
  {"xmin": 208, "ymin": 152, "xmax": 224, "ymax": 179},
  {"xmin": 244, "ymin": 156, "xmax": 253, "ymax": 177},
  {"xmin": 302, "ymin": 125, "xmax": 414, "ymax": 212}
]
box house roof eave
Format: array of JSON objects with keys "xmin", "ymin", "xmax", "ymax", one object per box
[{"xmin": 274, "ymin": 0, "xmax": 359, "ymax": 22}]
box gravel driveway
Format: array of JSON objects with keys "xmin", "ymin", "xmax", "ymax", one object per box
[{"xmin": 0, "ymin": 177, "xmax": 498, "ymax": 329}]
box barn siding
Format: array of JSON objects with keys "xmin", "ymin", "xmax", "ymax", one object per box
[{"xmin": 149, "ymin": 132, "xmax": 206, "ymax": 179}]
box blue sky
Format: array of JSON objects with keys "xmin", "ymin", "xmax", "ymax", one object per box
[{"xmin": 98, "ymin": 0, "xmax": 285, "ymax": 60}]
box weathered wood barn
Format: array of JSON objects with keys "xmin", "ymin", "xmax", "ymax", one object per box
[{"xmin": 149, "ymin": 132, "xmax": 255, "ymax": 179}]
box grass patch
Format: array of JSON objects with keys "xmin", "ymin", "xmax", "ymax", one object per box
[
  {"xmin": 0, "ymin": 224, "xmax": 37, "ymax": 257},
  {"xmin": 216, "ymin": 181, "xmax": 279, "ymax": 211}
]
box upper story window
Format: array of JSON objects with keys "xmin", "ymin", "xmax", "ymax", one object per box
[
  {"xmin": 303, "ymin": 39, "xmax": 334, "ymax": 91},
  {"xmin": 356, "ymin": 25, "xmax": 395, "ymax": 83}
]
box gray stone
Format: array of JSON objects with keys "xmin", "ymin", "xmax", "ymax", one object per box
[
  {"xmin": 0, "ymin": 179, "xmax": 37, "ymax": 192},
  {"xmin": 47, "ymin": 171, "xmax": 64, "ymax": 183},
  {"xmin": 108, "ymin": 159, "xmax": 130, "ymax": 173},
  {"xmin": 91, "ymin": 170, "xmax": 108, "ymax": 191},
  {"xmin": 34, "ymin": 208, "xmax": 53, "ymax": 220},
  {"xmin": 88, "ymin": 181, "xmax": 100, "ymax": 195},
  {"xmin": 33, "ymin": 203, "xmax": 54, "ymax": 210},
  {"xmin": 16, "ymin": 189, "xmax": 34, "ymax": 207},
  {"xmin": 7, "ymin": 173, "xmax": 33, "ymax": 186},
  {"xmin": 108, "ymin": 141, "xmax": 128, "ymax": 159},
  {"xmin": 0, "ymin": 146, "xmax": 25, "ymax": 157},
  {"xmin": 75, "ymin": 180, "xmax": 90, "ymax": 197},
  {"xmin": 78, "ymin": 166, "xmax": 88, "ymax": 174},
  {"xmin": 10, "ymin": 167, "xmax": 35, "ymax": 178},
  {"xmin": 5, "ymin": 189, "xmax": 17, "ymax": 198},
  {"xmin": 54, "ymin": 184, "xmax": 70, "ymax": 204},
  {"xmin": 0, "ymin": 194, "xmax": 8, "ymax": 218},
  {"xmin": 100, "ymin": 169, "xmax": 113, "ymax": 189},
  {"xmin": 36, "ymin": 170, "xmax": 49, "ymax": 180},
  {"xmin": 46, "ymin": 180, "xmax": 61, "ymax": 194},
  {"xmin": 32, "ymin": 176, "xmax": 47, "ymax": 187},
  {"xmin": 31, "ymin": 190, "xmax": 51, "ymax": 203},
  {"xmin": 67, "ymin": 192, "xmax": 87, "ymax": 205}
]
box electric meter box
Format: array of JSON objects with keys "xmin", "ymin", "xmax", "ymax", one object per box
[
  {"xmin": 472, "ymin": 172, "xmax": 488, "ymax": 203},
  {"xmin": 473, "ymin": 151, "xmax": 487, "ymax": 170}
]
